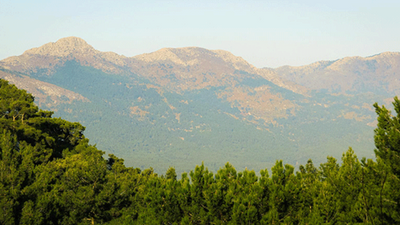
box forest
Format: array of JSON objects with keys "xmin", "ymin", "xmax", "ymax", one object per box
[{"xmin": 0, "ymin": 78, "xmax": 399, "ymax": 224}]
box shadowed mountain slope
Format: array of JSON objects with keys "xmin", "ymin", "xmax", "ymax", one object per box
[{"xmin": 0, "ymin": 68, "xmax": 88, "ymax": 108}]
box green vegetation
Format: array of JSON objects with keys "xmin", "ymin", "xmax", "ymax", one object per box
[{"xmin": 1, "ymin": 78, "xmax": 400, "ymax": 223}]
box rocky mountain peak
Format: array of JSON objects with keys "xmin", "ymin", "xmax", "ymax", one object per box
[
  {"xmin": 23, "ymin": 36, "xmax": 95, "ymax": 57},
  {"xmin": 134, "ymin": 46, "xmax": 254, "ymax": 72}
]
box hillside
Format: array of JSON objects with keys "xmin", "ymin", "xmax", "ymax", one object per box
[
  {"xmin": 0, "ymin": 68, "xmax": 88, "ymax": 108},
  {"xmin": 0, "ymin": 37, "xmax": 386, "ymax": 174}
]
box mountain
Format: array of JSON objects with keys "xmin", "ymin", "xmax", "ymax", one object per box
[
  {"xmin": 1, "ymin": 37, "xmax": 310, "ymax": 124},
  {"xmin": 0, "ymin": 37, "xmax": 386, "ymax": 174},
  {"xmin": 272, "ymin": 52, "xmax": 400, "ymax": 97}
]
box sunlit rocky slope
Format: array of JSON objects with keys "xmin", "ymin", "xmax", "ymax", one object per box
[{"xmin": 272, "ymin": 52, "xmax": 400, "ymax": 97}]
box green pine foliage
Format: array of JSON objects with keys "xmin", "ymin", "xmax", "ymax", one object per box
[{"xmin": 1, "ymin": 78, "xmax": 400, "ymax": 224}]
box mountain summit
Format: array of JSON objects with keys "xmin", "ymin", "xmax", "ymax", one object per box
[
  {"xmin": 23, "ymin": 36, "xmax": 95, "ymax": 57},
  {"xmin": 0, "ymin": 37, "xmax": 125, "ymax": 74}
]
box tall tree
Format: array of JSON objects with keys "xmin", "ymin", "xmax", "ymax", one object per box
[
  {"xmin": 372, "ymin": 97, "xmax": 400, "ymax": 223},
  {"xmin": 374, "ymin": 97, "xmax": 400, "ymax": 178}
]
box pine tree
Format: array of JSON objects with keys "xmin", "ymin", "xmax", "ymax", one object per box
[
  {"xmin": 374, "ymin": 97, "xmax": 400, "ymax": 178},
  {"xmin": 296, "ymin": 159, "xmax": 324, "ymax": 224},
  {"xmin": 372, "ymin": 97, "xmax": 400, "ymax": 223},
  {"xmin": 265, "ymin": 160, "xmax": 300, "ymax": 224},
  {"xmin": 231, "ymin": 168, "xmax": 260, "ymax": 224}
]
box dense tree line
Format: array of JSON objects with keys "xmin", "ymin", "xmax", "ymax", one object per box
[{"xmin": 0, "ymin": 79, "xmax": 399, "ymax": 224}]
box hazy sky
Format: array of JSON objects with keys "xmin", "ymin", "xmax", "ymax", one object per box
[{"xmin": 1, "ymin": 0, "xmax": 399, "ymax": 68}]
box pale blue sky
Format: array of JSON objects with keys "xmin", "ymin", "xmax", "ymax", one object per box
[{"xmin": 1, "ymin": 0, "xmax": 399, "ymax": 68}]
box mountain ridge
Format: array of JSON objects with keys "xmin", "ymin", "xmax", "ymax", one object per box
[
  {"xmin": 273, "ymin": 51, "xmax": 400, "ymax": 96},
  {"xmin": 0, "ymin": 37, "xmax": 308, "ymax": 95}
]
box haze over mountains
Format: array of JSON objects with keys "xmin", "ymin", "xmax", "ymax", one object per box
[{"xmin": 1, "ymin": 37, "xmax": 398, "ymax": 174}]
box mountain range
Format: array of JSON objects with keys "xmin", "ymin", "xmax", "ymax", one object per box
[{"xmin": 1, "ymin": 37, "xmax": 397, "ymax": 174}]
